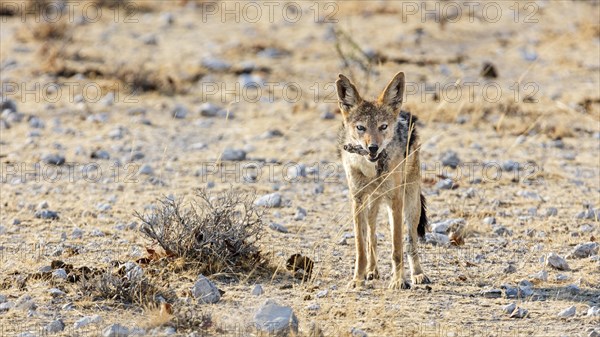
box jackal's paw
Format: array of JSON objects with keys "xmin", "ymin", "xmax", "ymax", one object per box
[
  {"xmin": 411, "ymin": 273, "xmax": 431, "ymax": 285},
  {"xmin": 366, "ymin": 268, "xmax": 380, "ymax": 281},
  {"xmin": 347, "ymin": 279, "xmax": 365, "ymax": 289},
  {"xmin": 388, "ymin": 279, "xmax": 411, "ymax": 290}
]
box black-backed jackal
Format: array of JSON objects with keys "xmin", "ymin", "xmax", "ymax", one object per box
[{"xmin": 336, "ymin": 72, "xmax": 430, "ymax": 289}]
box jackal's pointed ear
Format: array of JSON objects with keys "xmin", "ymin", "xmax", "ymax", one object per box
[
  {"xmin": 379, "ymin": 72, "xmax": 405, "ymax": 113},
  {"xmin": 336, "ymin": 74, "xmax": 361, "ymax": 118}
]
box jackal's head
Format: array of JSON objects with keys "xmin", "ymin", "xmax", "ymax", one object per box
[{"xmin": 336, "ymin": 72, "xmax": 405, "ymax": 162}]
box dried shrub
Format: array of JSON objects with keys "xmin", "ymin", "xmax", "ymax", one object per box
[{"xmin": 136, "ymin": 189, "xmax": 265, "ymax": 276}]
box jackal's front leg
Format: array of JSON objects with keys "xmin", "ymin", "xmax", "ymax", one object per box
[
  {"xmin": 388, "ymin": 198, "xmax": 410, "ymax": 289},
  {"xmin": 348, "ymin": 198, "xmax": 368, "ymax": 289},
  {"xmin": 404, "ymin": 186, "xmax": 430, "ymax": 285},
  {"xmin": 366, "ymin": 201, "xmax": 380, "ymax": 280}
]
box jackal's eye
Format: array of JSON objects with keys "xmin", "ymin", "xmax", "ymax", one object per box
[
  {"xmin": 356, "ymin": 125, "xmax": 366, "ymax": 132},
  {"xmin": 379, "ymin": 124, "xmax": 388, "ymax": 131}
]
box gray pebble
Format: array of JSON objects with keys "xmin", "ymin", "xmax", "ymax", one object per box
[
  {"xmin": 45, "ymin": 319, "xmax": 65, "ymax": 333},
  {"xmin": 138, "ymin": 164, "xmax": 154, "ymax": 175},
  {"xmin": 74, "ymin": 315, "xmax": 102, "ymax": 329},
  {"xmin": 172, "ymin": 104, "xmax": 188, "ymax": 119},
  {"xmin": 201, "ymin": 57, "xmax": 231, "ymax": 72},
  {"xmin": 199, "ymin": 102, "xmax": 229, "ymax": 118},
  {"xmin": 0, "ymin": 97, "xmax": 17, "ymax": 112},
  {"xmin": 557, "ymin": 305, "xmax": 576, "ymax": 318},
  {"xmin": 293, "ymin": 207, "xmax": 307, "ymax": 221},
  {"xmin": 260, "ymin": 129, "xmax": 284, "ymax": 139},
  {"xmin": 435, "ymin": 178, "xmax": 454, "ymax": 190},
  {"xmin": 425, "ymin": 233, "xmax": 450, "ymax": 246},
  {"xmin": 103, "ymin": 323, "xmax": 130, "ymax": 337},
  {"xmin": 255, "ymin": 193, "xmax": 282, "ymax": 208},
  {"xmin": 254, "ymin": 299, "xmax": 298, "ymax": 336},
  {"xmin": 545, "ymin": 207, "xmax": 558, "ymax": 217},
  {"xmin": 502, "ymin": 302, "xmax": 516, "ymax": 314},
  {"xmin": 29, "ymin": 116, "xmax": 45, "ymax": 129},
  {"xmin": 440, "ymin": 151, "xmax": 460, "ymax": 168},
  {"xmin": 91, "ymin": 150, "xmax": 111, "ymax": 160},
  {"xmin": 191, "ymin": 275, "xmax": 221, "ymax": 304},
  {"xmin": 35, "ymin": 210, "xmax": 59, "ymax": 220},
  {"xmin": 546, "ymin": 253, "xmax": 569, "ymax": 270},
  {"xmin": 350, "ymin": 328, "xmax": 368, "ymax": 337},
  {"xmin": 509, "ymin": 307, "xmax": 528, "ymax": 318},
  {"xmin": 221, "ymin": 148, "xmax": 246, "ymax": 161},
  {"xmin": 252, "ymin": 284, "xmax": 264, "ymax": 296},
  {"xmin": 588, "ymin": 306, "xmax": 600, "ymax": 317},
  {"xmin": 48, "ymin": 288, "xmax": 65, "ymax": 297},
  {"xmin": 567, "ymin": 242, "xmax": 599, "ymax": 259},
  {"xmin": 269, "ymin": 222, "xmax": 288, "ymax": 233},
  {"xmin": 53, "ymin": 269, "xmax": 68, "ymax": 280},
  {"xmin": 42, "ymin": 154, "xmax": 65, "ymax": 166},
  {"xmin": 502, "ymin": 160, "xmax": 520, "ymax": 172}
]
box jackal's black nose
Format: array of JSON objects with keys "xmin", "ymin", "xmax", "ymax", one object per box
[{"xmin": 368, "ymin": 145, "xmax": 379, "ymax": 154}]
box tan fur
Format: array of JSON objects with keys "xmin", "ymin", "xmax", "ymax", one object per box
[{"xmin": 336, "ymin": 72, "xmax": 430, "ymax": 289}]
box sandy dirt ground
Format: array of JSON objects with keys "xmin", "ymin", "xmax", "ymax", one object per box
[{"xmin": 0, "ymin": 1, "xmax": 599, "ymax": 336}]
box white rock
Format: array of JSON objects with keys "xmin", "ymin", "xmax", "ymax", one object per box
[
  {"xmin": 255, "ymin": 193, "xmax": 282, "ymax": 208},
  {"xmin": 48, "ymin": 288, "xmax": 65, "ymax": 297},
  {"xmin": 316, "ymin": 290, "xmax": 328, "ymax": 298},
  {"xmin": 293, "ymin": 207, "xmax": 307, "ymax": 221},
  {"xmin": 53, "ymin": 268, "xmax": 68, "ymax": 280},
  {"xmin": 557, "ymin": 305, "xmax": 576, "ymax": 318},
  {"xmin": 430, "ymin": 218, "xmax": 465, "ymax": 233},
  {"xmin": 502, "ymin": 302, "xmax": 517, "ymax": 314},
  {"xmin": 350, "ymin": 327, "xmax": 368, "ymax": 337},
  {"xmin": 103, "ymin": 323, "xmax": 130, "ymax": 337},
  {"xmin": 530, "ymin": 270, "xmax": 548, "ymax": 282},
  {"xmin": 509, "ymin": 307, "xmax": 528, "ymax": 318},
  {"xmin": 425, "ymin": 233, "xmax": 450, "ymax": 246},
  {"xmin": 74, "ymin": 315, "xmax": 102, "ymax": 329},
  {"xmin": 124, "ymin": 262, "xmax": 144, "ymax": 280},
  {"xmin": 252, "ymin": 284, "xmax": 264, "ymax": 296},
  {"xmin": 587, "ymin": 306, "xmax": 600, "ymax": 317}
]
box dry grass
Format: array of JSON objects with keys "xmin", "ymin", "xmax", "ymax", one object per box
[{"xmin": 78, "ymin": 270, "xmax": 175, "ymax": 307}]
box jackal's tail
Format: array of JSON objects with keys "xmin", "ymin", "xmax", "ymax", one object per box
[{"xmin": 417, "ymin": 193, "xmax": 428, "ymax": 238}]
